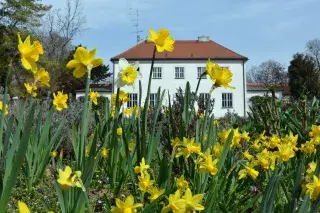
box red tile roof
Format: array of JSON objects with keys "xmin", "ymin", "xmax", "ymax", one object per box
[
  {"xmin": 110, "ymin": 40, "xmax": 248, "ymax": 61},
  {"xmin": 247, "ymin": 82, "xmax": 290, "ymax": 94},
  {"xmin": 247, "ymin": 82, "xmax": 268, "ymax": 87}
]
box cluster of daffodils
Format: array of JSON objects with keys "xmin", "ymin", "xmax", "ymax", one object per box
[
  {"xmin": 110, "ymin": 90, "xmax": 129, "ymax": 118},
  {"xmin": 163, "ymin": 175, "xmax": 204, "ymax": 212},
  {"xmin": 135, "ymin": 158, "xmax": 165, "ymax": 202},
  {"xmin": 236, "ymin": 131, "xmax": 299, "ymax": 180},
  {"xmin": 18, "ymin": 33, "xmax": 50, "ymax": 98},
  {"xmin": 111, "ymin": 157, "xmax": 205, "ymax": 213},
  {"xmin": 301, "ymin": 125, "xmax": 320, "ymax": 200},
  {"xmin": 17, "ymin": 33, "xmax": 103, "ymax": 111},
  {"xmin": 300, "ymin": 125, "xmax": 320, "ymax": 154}
]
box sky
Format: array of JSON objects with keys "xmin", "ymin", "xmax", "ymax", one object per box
[{"xmin": 42, "ymin": 0, "xmax": 320, "ymax": 71}]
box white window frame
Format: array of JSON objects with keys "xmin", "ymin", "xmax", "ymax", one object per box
[
  {"xmin": 127, "ymin": 93, "xmax": 138, "ymax": 108},
  {"xmin": 149, "ymin": 93, "xmax": 157, "ymax": 107},
  {"xmin": 175, "ymin": 67, "xmax": 185, "ymax": 79},
  {"xmin": 199, "ymin": 93, "xmax": 210, "ymax": 107},
  {"xmin": 222, "ymin": 93, "xmax": 233, "ymax": 108},
  {"xmin": 197, "ymin": 67, "xmax": 207, "ymax": 79},
  {"xmin": 152, "ymin": 67, "xmax": 162, "ymax": 79}
]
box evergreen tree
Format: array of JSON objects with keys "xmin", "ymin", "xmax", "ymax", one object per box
[{"xmin": 288, "ymin": 53, "xmax": 320, "ymax": 99}]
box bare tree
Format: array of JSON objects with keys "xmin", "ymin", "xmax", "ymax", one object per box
[
  {"xmin": 246, "ymin": 60, "xmax": 288, "ymax": 86},
  {"xmin": 39, "ymin": 0, "xmax": 87, "ymax": 61},
  {"xmin": 306, "ymin": 38, "xmax": 320, "ymax": 70}
]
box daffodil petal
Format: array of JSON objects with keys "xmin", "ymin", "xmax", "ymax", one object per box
[
  {"xmin": 73, "ymin": 65, "xmax": 87, "ymax": 78},
  {"xmin": 118, "ymin": 58, "xmax": 129, "ymax": 70}
]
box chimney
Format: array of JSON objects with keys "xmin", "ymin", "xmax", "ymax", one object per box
[{"xmin": 197, "ymin": 35, "xmax": 210, "ymax": 42}]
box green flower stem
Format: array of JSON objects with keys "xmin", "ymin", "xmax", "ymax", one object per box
[
  {"xmin": 79, "ymin": 70, "xmax": 91, "ymax": 169},
  {"xmin": 141, "ymin": 46, "xmax": 156, "ymax": 161}
]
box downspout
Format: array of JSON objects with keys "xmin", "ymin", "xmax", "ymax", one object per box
[
  {"xmin": 242, "ymin": 60, "xmax": 246, "ymax": 117},
  {"xmin": 112, "ymin": 61, "xmax": 115, "ymax": 93}
]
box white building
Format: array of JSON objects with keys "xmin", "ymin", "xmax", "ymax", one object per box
[
  {"xmin": 75, "ymin": 83, "xmax": 112, "ymax": 100},
  {"xmin": 110, "ymin": 36, "xmax": 248, "ymax": 117},
  {"xmin": 246, "ymin": 83, "xmax": 289, "ymax": 112}
]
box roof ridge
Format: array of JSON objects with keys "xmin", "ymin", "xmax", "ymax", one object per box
[{"xmin": 209, "ymin": 40, "xmax": 248, "ymax": 59}]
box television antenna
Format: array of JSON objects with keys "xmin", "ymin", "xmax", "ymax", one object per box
[{"xmin": 129, "ymin": 8, "xmax": 143, "ymax": 44}]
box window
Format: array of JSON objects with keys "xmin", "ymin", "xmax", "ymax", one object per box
[
  {"xmin": 150, "ymin": 93, "xmax": 157, "ymax": 107},
  {"xmin": 175, "ymin": 67, "xmax": 185, "ymax": 79},
  {"xmin": 197, "ymin": 67, "xmax": 206, "ymax": 79},
  {"xmin": 199, "ymin": 93, "xmax": 210, "ymax": 107},
  {"xmin": 127, "ymin": 93, "xmax": 138, "ymax": 107},
  {"xmin": 222, "ymin": 93, "xmax": 233, "ymax": 108},
  {"xmin": 152, "ymin": 67, "xmax": 162, "ymax": 79}
]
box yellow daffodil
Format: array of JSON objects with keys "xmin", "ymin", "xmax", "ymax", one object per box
[
  {"xmin": 277, "ymin": 144, "xmax": 295, "ymax": 162},
  {"xmin": 213, "ymin": 120, "xmax": 219, "ymax": 126},
  {"xmin": 309, "ymin": 125, "xmax": 320, "ymax": 138},
  {"xmin": 241, "ymin": 131, "xmax": 250, "ymax": 142},
  {"xmin": 256, "ymin": 149, "xmax": 271, "ymax": 170},
  {"xmin": 34, "ymin": 68, "xmax": 50, "ymax": 87},
  {"xmin": 212, "ymin": 143, "xmax": 223, "ymax": 158},
  {"xmin": 161, "ymin": 190, "xmax": 186, "ymax": 213},
  {"xmin": 24, "ymin": 83, "xmax": 37, "ymax": 97},
  {"xmin": 206, "ymin": 59, "xmax": 234, "ymax": 89},
  {"xmin": 175, "ymin": 175, "xmax": 189, "ymax": 190},
  {"xmin": 123, "ymin": 108, "xmax": 133, "ymax": 116},
  {"xmin": 112, "ymin": 90, "xmax": 129, "ymax": 105},
  {"xmin": 134, "ymin": 157, "xmax": 150, "ymax": 174},
  {"xmin": 243, "ymin": 150, "xmax": 254, "ymax": 161},
  {"xmin": 148, "ymin": 186, "xmax": 165, "ymax": 202},
  {"xmin": 66, "ymin": 47, "xmax": 103, "ymax": 78},
  {"xmin": 177, "ymin": 138, "xmax": 201, "ymax": 158},
  {"xmin": 267, "ymin": 134, "xmax": 281, "ymax": 149},
  {"xmin": 111, "ymin": 195, "xmax": 143, "ymax": 213},
  {"xmin": 89, "ymin": 89, "xmax": 99, "ymax": 105},
  {"xmin": 100, "ymin": 147, "xmax": 109, "ymax": 158},
  {"xmin": 307, "ymin": 162, "xmax": 317, "ymax": 178},
  {"xmin": 198, "ymin": 149, "xmax": 219, "ymax": 175},
  {"xmin": 171, "ymin": 137, "xmax": 182, "ymax": 147},
  {"xmin": 0, "ymin": 101, "xmax": 8, "ymax": 115},
  {"xmin": 283, "ymin": 132, "xmax": 299, "ymax": 151},
  {"xmin": 306, "ymin": 176, "xmax": 320, "ymax": 200},
  {"xmin": 218, "ymin": 129, "xmax": 232, "ymax": 144},
  {"xmin": 117, "ymin": 128, "xmax": 123, "ymax": 136},
  {"xmin": 116, "ymin": 58, "xmax": 140, "ymax": 88},
  {"xmin": 57, "ymin": 166, "xmax": 82, "ymax": 190},
  {"xmin": 252, "ymin": 139, "xmax": 262, "ymax": 151},
  {"xmin": 183, "ymin": 188, "xmax": 205, "ymax": 212},
  {"xmin": 301, "ymin": 141, "xmax": 317, "ymax": 155},
  {"xmin": 129, "ymin": 141, "xmax": 136, "ymax": 152},
  {"xmin": 238, "ymin": 165, "xmax": 259, "ymax": 180},
  {"xmin": 17, "ymin": 33, "xmax": 43, "ymax": 72},
  {"xmin": 138, "ymin": 172, "xmax": 154, "ymax": 192},
  {"xmin": 50, "ymin": 151, "xmax": 58, "ymax": 158},
  {"xmin": 53, "ymin": 91, "xmax": 68, "ymax": 111},
  {"xmin": 231, "ymin": 128, "xmax": 242, "ymax": 148},
  {"xmin": 148, "ymin": 28, "xmax": 175, "ymax": 52},
  {"xmin": 18, "ymin": 201, "xmax": 30, "ymax": 213}
]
